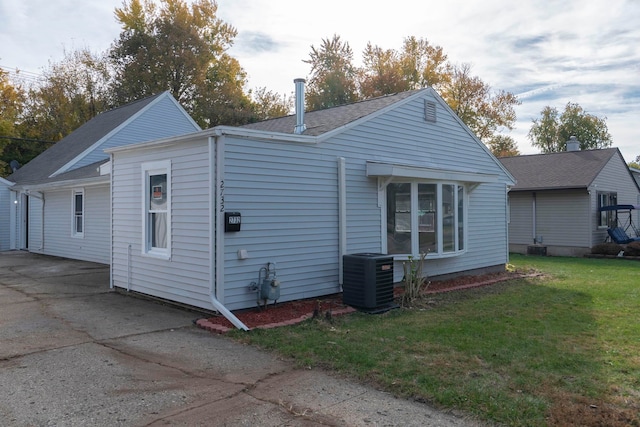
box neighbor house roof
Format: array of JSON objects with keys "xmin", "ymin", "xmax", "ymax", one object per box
[
  {"xmin": 241, "ymin": 89, "xmax": 423, "ymax": 136},
  {"xmin": 499, "ymin": 148, "xmax": 620, "ymax": 191},
  {"xmin": 8, "ymin": 92, "xmax": 167, "ymax": 186}
]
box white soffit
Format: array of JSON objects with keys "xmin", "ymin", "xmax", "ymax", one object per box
[{"xmin": 366, "ymin": 161, "xmax": 499, "ymax": 183}]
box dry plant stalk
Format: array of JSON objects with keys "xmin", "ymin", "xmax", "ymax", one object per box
[{"xmin": 402, "ymin": 252, "xmax": 429, "ymax": 306}]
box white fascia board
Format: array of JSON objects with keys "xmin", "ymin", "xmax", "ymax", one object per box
[
  {"xmin": 99, "ymin": 160, "xmax": 111, "ymax": 176},
  {"xmin": 12, "ymin": 175, "xmax": 109, "ymax": 192},
  {"xmin": 106, "ymin": 126, "xmax": 320, "ymax": 154},
  {"xmin": 51, "ymin": 92, "xmax": 173, "ymax": 178},
  {"xmin": 0, "ymin": 176, "xmax": 14, "ymax": 186},
  {"xmin": 366, "ymin": 161, "xmax": 500, "ymax": 184},
  {"xmin": 105, "ymin": 130, "xmax": 212, "ymax": 154}
]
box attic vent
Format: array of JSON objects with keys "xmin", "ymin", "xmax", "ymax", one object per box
[{"xmin": 424, "ymin": 100, "xmax": 436, "ymax": 123}]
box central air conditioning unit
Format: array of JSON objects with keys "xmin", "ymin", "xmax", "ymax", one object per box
[{"xmin": 342, "ymin": 253, "xmax": 396, "ymax": 312}]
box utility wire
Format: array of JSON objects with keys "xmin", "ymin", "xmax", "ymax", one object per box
[
  {"xmin": 0, "ymin": 136, "xmax": 55, "ymax": 144},
  {"xmin": 0, "ymin": 65, "xmax": 44, "ymax": 86}
]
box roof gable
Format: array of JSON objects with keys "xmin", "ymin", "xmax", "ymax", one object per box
[
  {"xmin": 499, "ymin": 148, "xmax": 620, "ymax": 191},
  {"xmin": 8, "ymin": 92, "xmax": 199, "ymax": 186},
  {"xmin": 106, "ymin": 87, "xmax": 514, "ymax": 186},
  {"xmin": 241, "ymin": 89, "xmax": 423, "ymax": 136}
]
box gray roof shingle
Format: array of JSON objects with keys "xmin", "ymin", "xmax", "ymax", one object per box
[
  {"xmin": 241, "ymin": 89, "xmax": 423, "ymax": 136},
  {"xmin": 8, "ymin": 92, "xmax": 165, "ymax": 185},
  {"xmin": 498, "ymin": 148, "xmax": 619, "ymax": 191}
]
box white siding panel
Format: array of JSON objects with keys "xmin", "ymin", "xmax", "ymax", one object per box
[
  {"xmin": 0, "ymin": 183, "xmax": 9, "ymax": 251},
  {"xmin": 221, "ymin": 91, "xmax": 512, "ymax": 309},
  {"xmin": 111, "ymin": 140, "xmax": 212, "ymax": 310},
  {"xmin": 72, "ymin": 95, "xmax": 200, "ymax": 171},
  {"xmin": 536, "ymin": 190, "xmax": 590, "ymax": 247},
  {"xmin": 28, "ymin": 196, "xmax": 43, "ymax": 252},
  {"xmin": 112, "ymin": 90, "xmax": 512, "ymax": 311},
  {"xmin": 39, "ymin": 185, "xmax": 110, "ymax": 264},
  {"xmin": 508, "ymin": 192, "xmax": 533, "ymax": 245},
  {"xmin": 508, "ymin": 190, "xmax": 590, "ymax": 254}
]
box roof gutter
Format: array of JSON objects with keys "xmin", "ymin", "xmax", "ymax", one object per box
[{"xmin": 11, "ymin": 175, "xmax": 109, "ymax": 192}]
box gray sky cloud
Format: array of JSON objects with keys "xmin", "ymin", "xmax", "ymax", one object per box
[
  {"xmin": 235, "ymin": 31, "xmax": 283, "ymax": 54},
  {"xmin": 1, "ymin": 0, "xmax": 638, "ymax": 160}
]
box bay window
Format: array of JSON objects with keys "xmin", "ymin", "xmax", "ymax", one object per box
[{"xmin": 387, "ymin": 182, "xmax": 465, "ymax": 256}]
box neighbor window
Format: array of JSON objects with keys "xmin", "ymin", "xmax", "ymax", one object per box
[
  {"xmin": 597, "ymin": 191, "xmax": 617, "ymax": 228},
  {"xmin": 72, "ymin": 188, "xmax": 84, "ymax": 238},
  {"xmin": 142, "ymin": 161, "xmax": 171, "ymax": 258},
  {"xmin": 386, "ymin": 182, "xmax": 465, "ymax": 256}
]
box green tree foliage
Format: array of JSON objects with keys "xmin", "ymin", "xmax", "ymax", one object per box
[
  {"xmin": 251, "ymin": 87, "xmax": 293, "ymax": 121},
  {"xmin": 399, "ymin": 36, "xmax": 450, "ymax": 91},
  {"xmin": 488, "ymin": 134, "xmax": 520, "ymax": 157},
  {"xmin": 304, "ymin": 34, "xmax": 360, "ymax": 110},
  {"xmin": 528, "ymin": 102, "xmax": 612, "ymax": 153},
  {"xmin": 629, "ymin": 155, "xmax": 640, "ymax": 170},
  {"xmin": 1, "ymin": 49, "xmax": 110, "ymax": 175},
  {"xmin": 110, "ymin": 0, "xmax": 253, "ymax": 127},
  {"xmin": 439, "ymin": 63, "xmax": 520, "ymax": 142},
  {"xmin": 305, "ymin": 36, "xmax": 518, "ymax": 142},
  {"xmin": 358, "ymin": 36, "xmax": 451, "ymax": 98},
  {"xmin": 359, "ymin": 43, "xmax": 407, "ymax": 98},
  {"xmin": 20, "ymin": 48, "xmax": 112, "ymax": 143},
  {"xmin": 0, "ymin": 68, "xmax": 26, "ymax": 176}
]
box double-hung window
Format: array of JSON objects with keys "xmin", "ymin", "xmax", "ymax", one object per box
[
  {"xmin": 386, "ymin": 182, "xmax": 465, "ymax": 256},
  {"xmin": 597, "ymin": 191, "xmax": 617, "ymax": 228},
  {"xmin": 142, "ymin": 161, "xmax": 171, "ymax": 258},
  {"xmin": 72, "ymin": 188, "xmax": 84, "ymax": 238}
]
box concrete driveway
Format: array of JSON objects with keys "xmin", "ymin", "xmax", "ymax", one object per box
[{"xmin": 0, "ymin": 251, "xmax": 481, "ymax": 426}]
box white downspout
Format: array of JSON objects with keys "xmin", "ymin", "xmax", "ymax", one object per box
[
  {"xmin": 337, "ymin": 157, "xmax": 346, "ymax": 287},
  {"xmin": 209, "ymin": 134, "xmax": 249, "ymax": 331},
  {"xmin": 110, "ymin": 154, "xmax": 115, "ymax": 289},
  {"xmin": 532, "ymin": 192, "xmax": 537, "ymax": 244},
  {"xmin": 505, "ymin": 185, "xmax": 510, "ymax": 262},
  {"xmin": 9, "ymin": 191, "xmax": 17, "ymax": 250}
]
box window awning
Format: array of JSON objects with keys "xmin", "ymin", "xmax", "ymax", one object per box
[{"xmin": 366, "ymin": 161, "xmax": 500, "ymax": 185}]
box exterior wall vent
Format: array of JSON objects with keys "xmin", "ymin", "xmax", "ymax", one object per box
[
  {"xmin": 424, "ymin": 100, "xmax": 437, "ymax": 123},
  {"xmin": 342, "ymin": 253, "xmax": 395, "ymax": 312}
]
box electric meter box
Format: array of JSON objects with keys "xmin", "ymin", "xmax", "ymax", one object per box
[{"xmin": 225, "ymin": 212, "xmax": 241, "ymax": 232}]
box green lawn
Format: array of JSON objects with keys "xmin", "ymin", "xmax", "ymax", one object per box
[{"xmin": 230, "ymin": 255, "xmax": 640, "ymax": 426}]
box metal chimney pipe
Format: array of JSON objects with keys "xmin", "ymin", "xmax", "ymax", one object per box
[
  {"xmin": 294, "ymin": 78, "xmax": 306, "ymax": 134},
  {"xmin": 566, "ymin": 136, "xmax": 581, "ymax": 152}
]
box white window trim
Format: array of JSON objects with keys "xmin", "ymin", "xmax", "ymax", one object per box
[
  {"xmin": 382, "ymin": 179, "xmax": 467, "ymax": 259},
  {"xmin": 596, "ymin": 191, "xmax": 617, "ymax": 229},
  {"xmin": 71, "ymin": 188, "xmax": 84, "ymax": 238},
  {"xmin": 141, "ymin": 160, "xmax": 171, "ymax": 259}
]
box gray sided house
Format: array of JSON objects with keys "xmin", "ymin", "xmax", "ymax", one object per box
[
  {"xmin": 631, "ymin": 166, "xmax": 640, "ymax": 188},
  {"xmin": 0, "ymin": 176, "xmax": 14, "ymax": 251},
  {"xmin": 5, "ymin": 92, "xmax": 200, "ymax": 263},
  {"xmin": 499, "ymin": 146, "xmax": 640, "ymax": 256},
  {"xmin": 107, "ymin": 85, "xmax": 515, "ymax": 328}
]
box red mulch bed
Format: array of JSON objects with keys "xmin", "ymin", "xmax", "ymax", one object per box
[{"xmin": 196, "ymin": 271, "xmax": 527, "ymax": 333}]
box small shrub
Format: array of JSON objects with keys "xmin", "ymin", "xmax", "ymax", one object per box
[
  {"xmin": 591, "ymin": 242, "xmax": 624, "ymax": 256},
  {"xmin": 401, "ymin": 252, "xmax": 429, "ymax": 306},
  {"xmin": 624, "ymin": 241, "xmax": 640, "ymax": 257}
]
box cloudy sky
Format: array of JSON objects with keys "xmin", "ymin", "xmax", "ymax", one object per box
[{"xmin": 1, "ymin": 0, "xmax": 638, "ymax": 161}]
